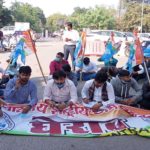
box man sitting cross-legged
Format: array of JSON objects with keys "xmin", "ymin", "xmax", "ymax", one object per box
[
  {"xmin": 4, "ymin": 66, "xmax": 38, "ymax": 114},
  {"xmin": 43, "ymin": 70, "xmax": 78, "ymax": 111},
  {"xmin": 81, "ymin": 70, "xmax": 115, "ymax": 112},
  {"xmin": 111, "ymin": 69, "xmax": 142, "ymax": 106}
]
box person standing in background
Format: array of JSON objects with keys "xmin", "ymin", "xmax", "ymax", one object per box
[{"xmin": 63, "ymin": 22, "xmax": 79, "ymax": 70}]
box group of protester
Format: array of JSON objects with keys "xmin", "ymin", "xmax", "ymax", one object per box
[{"xmin": 0, "ymin": 22, "xmax": 150, "ymax": 117}]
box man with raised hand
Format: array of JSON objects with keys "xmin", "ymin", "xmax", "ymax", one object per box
[{"xmin": 4, "ymin": 66, "xmax": 38, "ymax": 114}]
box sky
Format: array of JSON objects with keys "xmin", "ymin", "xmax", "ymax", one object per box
[{"xmin": 4, "ymin": 0, "xmax": 120, "ymax": 17}]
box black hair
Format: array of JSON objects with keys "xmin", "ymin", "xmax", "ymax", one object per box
[
  {"xmin": 95, "ymin": 70, "xmax": 108, "ymax": 83},
  {"xmin": 100, "ymin": 66, "xmax": 118, "ymax": 77},
  {"xmin": 57, "ymin": 52, "xmax": 64, "ymax": 58},
  {"xmin": 118, "ymin": 69, "xmax": 130, "ymax": 77},
  {"xmin": 83, "ymin": 57, "xmax": 90, "ymax": 65},
  {"xmin": 19, "ymin": 66, "xmax": 32, "ymax": 74},
  {"xmin": 53, "ymin": 70, "xmax": 66, "ymax": 80},
  {"xmin": 62, "ymin": 64, "xmax": 71, "ymax": 73},
  {"xmin": 66, "ymin": 22, "xmax": 72, "ymax": 28}
]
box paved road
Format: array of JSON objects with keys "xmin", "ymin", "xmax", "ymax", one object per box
[
  {"xmin": 0, "ymin": 39, "xmax": 149, "ymax": 150},
  {"xmin": 0, "ymin": 135, "xmax": 150, "ymax": 150}
]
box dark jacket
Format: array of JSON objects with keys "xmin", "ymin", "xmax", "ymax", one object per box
[
  {"xmin": 142, "ymin": 82, "xmax": 150, "ymax": 101},
  {"xmin": 141, "ymin": 81, "xmax": 150, "ymax": 109}
]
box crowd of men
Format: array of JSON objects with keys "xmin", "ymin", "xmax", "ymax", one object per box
[{"xmin": 0, "ymin": 22, "xmax": 150, "ymax": 117}]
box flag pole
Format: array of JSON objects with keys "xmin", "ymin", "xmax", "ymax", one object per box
[
  {"xmin": 34, "ymin": 51, "xmax": 47, "ymax": 84},
  {"xmin": 28, "ymin": 30, "xmax": 47, "ymax": 84},
  {"xmin": 79, "ymin": 46, "xmax": 86, "ymax": 81},
  {"xmin": 79, "ymin": 31, "xmax": 86, "ymax": 81}
]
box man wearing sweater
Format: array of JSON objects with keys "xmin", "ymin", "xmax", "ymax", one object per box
[{"xmin": 111, "ymin": 69, "xmax": 142, "ymax": 106}]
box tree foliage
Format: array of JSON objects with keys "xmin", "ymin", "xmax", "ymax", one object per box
[
  {"xmin": 0, "ymin": 0, "xmax": 12, "ymax": 28},
  {"xmin": 10, "ymin": 2, "xmax": 46, "ymax": 32},
  {"xmin": 1, "ymin": 0, "xmax": 150, "ymax": 33},
  {"xmin": 46, "ymin": 13, "xmax": 66, "ymax": 32},
  {"xmin": 121, "ymin": 2, "xmax": 150, "ymax": 32}
]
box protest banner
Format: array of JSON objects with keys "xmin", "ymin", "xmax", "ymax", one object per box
[{"xmin": 1, "ymin": 103, "xmax": 150, "ymax": 137}]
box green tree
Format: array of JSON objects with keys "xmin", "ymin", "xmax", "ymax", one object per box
[
  {"xmin": 122, "ymin": 3, "xmax": 150, "ymax": 32},
  {"xmin": 46, "ymin": 13, "xmax": 67, "ymax": 32},
  {"xmin": 10, "ymin": 2, "xmax": 46, "ymax": 32},
  {"xmin": 67, "ymin": 7, "xmax": 89, "ymax": 30},
  {"xmin": 0, "ymin": 0, "xmax": 13, "ymax": 28},
  {"xmin": 68, "ymin": 6, "xmax": 116, "ymax": 30}
]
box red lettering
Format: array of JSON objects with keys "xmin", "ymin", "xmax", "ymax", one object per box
[
  {"xmin": 3, "ymin": 106, "xmax": 22, "ymax": 112},
  {"xmin": 89, "ymin": 122, "xmax": 103, "ymax": 133},
  {"xmin": 105, "ymin": 120, "xmax": 127, "ymax": 131},
  {"xmin": 30, "ymin": 116, "xmax": 61, "ymax": 134},
  {"xmin": 61, "ymin": 122, "xmax": 89, "ymax": 134},
  {"xmin": 36, "ymin": 103, "xmax": 49, "ymax": 113}
]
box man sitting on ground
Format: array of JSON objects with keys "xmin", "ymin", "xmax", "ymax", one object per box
[
  {"xmin": 49, "ymin": 52, "xmax": 68, "ymax": 75},
  {"xmin": 100, "ymin": 66, "xmax": 118, "ymax": 82},
  {"xmin": 43, "ymin": 70, "xmax": 78, "ymax": 111},
  {"xmin": 76, "ymin": 57, "xmax": 97, "ymax": 81},
  {"xmin": 129, "ymin": 64, "xmax": 145, "ymax": 81},
  {"xmin": 4, "ymin": 66, "xmax": 38, "ymax": 113},
  {"xmin": 62, "ymin": 64, "xmax": 78, "ymax": 86},
  {"xmin": 81, "ymin": 70, "xmax": 115, "ymax": 112},
  {"xmin": 111, "ymin": 69, "xmax": 142, "ymax": 106}
]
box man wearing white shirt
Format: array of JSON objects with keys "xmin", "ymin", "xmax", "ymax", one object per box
[
  {"xmin": 43, "ymin": 70, "xmax": 78, "ymax": 111},
  {"xmin": 81, "ymin": 70, "xmax": 115, "ymax": 112},
  {"xmin": 63, "ymin": 22, "xmax": 79, "ymax": 70},
  {"xmin": 76, "ymin": 57, "xmax": 97, "ymax": 81}
]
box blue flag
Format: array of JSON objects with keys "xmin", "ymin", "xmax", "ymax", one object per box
[
  {"xmin": 74, "ymin": 39, "xmax": 83, "ymax": 68},
  {"xmin": 11, "ymin": 39, "xmax": 26, "ymax": 65},
  {"xmin": 143, "ymin": 45, "xmax": 150, "ymax": 57},
  {"xmin": 126, "ymin": 44, "xmax": 135, "ymax": 72},
  {"xmin": 100, "ymin": 41, "xmax": 118, "ymax": 63}
]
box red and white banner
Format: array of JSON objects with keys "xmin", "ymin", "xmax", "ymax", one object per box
[{"xmin": 0, "ymin": 103, "xmax": 150, "ymax": 137}]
